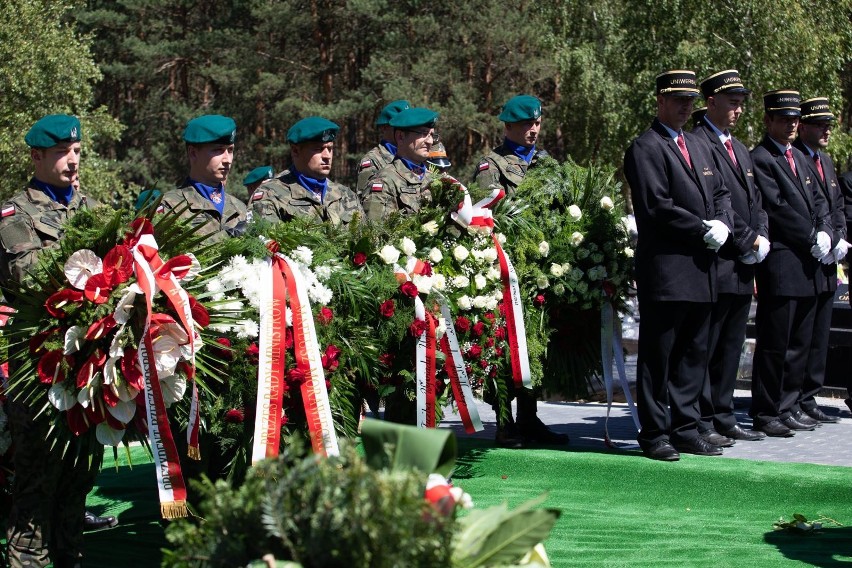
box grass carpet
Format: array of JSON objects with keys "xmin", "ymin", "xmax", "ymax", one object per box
[{"xmin": 78, "ymin": 440, "xmax": 852, "ymax": 567}]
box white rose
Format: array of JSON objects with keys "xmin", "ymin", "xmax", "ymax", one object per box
[
  {"xmin": 562, "ymin": 262, "xmax": 572, "ymax": 273},
  {"xmin": 453, "ymin": 245, "xmax": 470, "ymax": 262},
  {"xmin": 536, "ymin": 275, "xmax": 550, "ymax": 289},
  {"xmin": 432, "ymin": 273, "xmax": 447, "ymax": 291},
  {"xmin": 482, "ymin": 248, "xmax": 498, "ymax": 262},
  {"xmin": 568, "ymin": 204, "xmax": 583, "ymax": 222},
  {"xmin": 412, "ymin": 274, "xmax": 433, "ymax": 295},
  {"xmin": 428, "ymin": 247, "xmax": 443, "ymax": 263},
  {"xmin": 486, "ymin": 266, "xmax": 501, "ymax": 281},
  {"xmin": 624, "ymin": 247, "xmax": 635, "ymax": 258},
  {"xmin": 538, "ymin": 241, "xmax": 550, "ymax": 257},
  {"xmin": 452, "ymin": 275, "xmax": 470, "ymax": 288},
  {"xmin": 435, "ymin": 319, "xmax": 447, "ymax": 339},
  {"xmin": 549, "ymin": 263, "xmax": 565, "ymax": 277},
  {"xmin": 421, "ymin": 220, "xmax": 439, "ymax": 236},
  {"xmin": 470, "ymin": 248, "xmax": 485, "ymax": 262},
  {"xmin": 377, "ymin": 245, "xmax": 401, "ymax": 265},
  {"xmin": 570, "ymin": 232, "xmax": 585, "ymax": 246},
  {"xmin": 600, "ymin": 196, "xmax": 614, "ymax": 210},
  {"xmin": 484, "ymin": 296, "xmax": 499, "ymax": 311},
  {"xmin": 472, "ymin": 296, "xmax": 488, "ymax": 309},
  {"xmin": 495, "ymin": 233, "xmax": 507, "ymax": 245},
  {"xmin": 474, "ymin": 274, "xmax": 488, "ymax": 289},
  {"xmin": 400, "ymin": 237, "xmax": 417, "ymax": 257},
  {"xmin": 457, "ymin": 295, "xmax": 473, "ymax": 310}
]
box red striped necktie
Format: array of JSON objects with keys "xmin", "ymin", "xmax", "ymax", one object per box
[
  {"xmin": 784, "ymin": 148, "xmax": 797, "ymax": 177},
  {"xmin": 677, "ymin": 133, "xmax": 692, "ymax": 168},
  {"xmin": 813, "ymin": 153, "xmax": 825, "ymax": 182}
]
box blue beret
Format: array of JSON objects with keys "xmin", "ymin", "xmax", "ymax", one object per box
[
  {"xmin": 376, "ymin": 100, "xmax": 411, "ymax": 126},
  {"xmin": 243, "ymin": 165, "xmax": 274, "ymax": 186},
  {"xmin": 287, "ymin": 117, "xmax": 339, "ymax": 144},
  {"xmin": 183, "ymin": 115, "xmax": 237, "ymax": 145},
  {"xmin": 389, "ymin": 107, "xmax": 439, "ymax": 129},
  {"xmin": 25, "ymin": 115, "xmax": 82, "ymax": 148},
  {"xmin": 498, "ymin": 95, "xmax": 542, "ymax": 122}
]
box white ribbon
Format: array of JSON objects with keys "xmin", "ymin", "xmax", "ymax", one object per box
[{"xmin": 601, "ymin": 301, "xmax": 640, "ymax": 447}]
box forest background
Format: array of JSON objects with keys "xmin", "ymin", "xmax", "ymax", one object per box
[{"xmin": 2, "ymin": 0, "xmax": 851, "ymax": 209}]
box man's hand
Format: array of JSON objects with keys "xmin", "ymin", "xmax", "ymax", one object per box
[
  {"xmin": 703, "ymin": 219, "xmax": 729, "ymax": 251},
  {"xmin": 833, "ymin": 238, "xmax": 850, "ymax": 263},
  {"xmin": 810, "ymin": 231, "xmax": 831, "ymax": 259}
]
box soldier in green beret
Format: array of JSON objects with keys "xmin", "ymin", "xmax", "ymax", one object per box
[
  {"xmin": 356, "ymin": 100, "xmax": 411, "ymax": 192},
  {"xmin": 242, "ymin": 165, "xmax": 274, "ymax": 195},
  {"xmin": 248, "ymin": 117, "xmax": 363, "ymax": 227},
  {"xmin": 1, "ymin": 114, "xmax": 106, "ymax": 567},
  {"xmin": 472, "ymin": 94, "xmax": 549, "ymax": 195},
  {"xmin": 360, "ymin": 107, "xmax": 438, "ymax": 221},
  {"xmin": 158, "ymin": 114, "xmax": 248, "ymax": 241}
]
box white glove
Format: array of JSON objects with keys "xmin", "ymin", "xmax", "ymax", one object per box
[
  {"xmin": 819, "ymin": 252, "xmax": 836, "ymax": 265},
  {"xmin": 738, "ymin": 252, "xmax": 758, "ymax": 265},
  {"xmin": 833, "ymin": 238, "xmax": 850, "ymax": 262},
  {"xmin": 810, "ymin": 231, "xmax": 831, "ymax": 259},
  {"xmin": 754, "ymin": 236, "xmax": 771, "ymax": 263},
  {"xmin": 703, "ymin": 219, "xmax": 729, "ymax": 251}
]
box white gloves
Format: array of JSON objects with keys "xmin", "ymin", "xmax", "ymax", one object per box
[
  {"xmin": 703, "ymin": 219, "xmax": 730, "ymax": 251},
  {"xmin": 833, "ymin": 238, "xmax": 850, "ymax": 263},
  {"xmin": 810, "ymin": 231, "xmax": 832, "ymax": 259},
  {"xmin": 740, "ymin": 235, "xmax": 771, "ymax": 264}
]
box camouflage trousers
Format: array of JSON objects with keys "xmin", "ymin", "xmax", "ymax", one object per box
[{"xmin": 5, "ymin": 400, "xmax": 102, "ymax": 568}]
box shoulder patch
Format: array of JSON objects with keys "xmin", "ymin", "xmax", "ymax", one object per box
[
  {"xmin": 371, "ymin": 182, "xmax": 384, "ymax": 193},
  {"xmin": 1, "ymin": 205, "xmax": 15, "ymax": 218},
  {"xmin": 251, "ymin": 191, "xmax": 264, "ymax": 202},
  {"xmin": 360, "ymin": 159, "xmax": 374, "ymax": 170},
  {"xmin": 478, "ymin": 162, "xmax": 490, "ymax": 171}
]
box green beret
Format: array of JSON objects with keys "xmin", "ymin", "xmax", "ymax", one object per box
[
  {"xmin": 25, "ymin": 115, "xmax": 82, "ymax": 148},
  {"xmin": 498, "ymin": 95, "xmax": 542, "ymax": 123},
  {"xmin": 243, "ymin": 165, "xmax": 274, "ymax": 186},
  {"xmin": 183, "ymin": 115, "xmax": 237, "ymax": 145},
  {"xmin": 376, "ymin": 100, "xmax": 411, "ymax": 126},
  {"xmin": 389, "ymin": 107, "xmax": 439, "ymax": 130},
  {"xmin": 287, "ymin": 117, "xmax": 339, "ymax": 144},
  {"xmin": 134, "ymin": 189, "xmax": 162, "ymax": 212}
]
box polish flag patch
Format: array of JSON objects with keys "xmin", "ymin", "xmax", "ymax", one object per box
[
  {"xmin": 371, "ymin": 182, "xmax": 383, "ymax": 192},
  {"xmin": 252, "ymin": 191, "xmax": 264, "ymax": 201},
  {"xmin": 478, "ymin": 162, "xmax": 490, "ymax": 171},
  {"xmin": 1, "ymin": 205, "xmax": 15, "ymax": 218},
  {"xmin": 360, "ymin": 159, "xmax": 373, "ymax": 169}
]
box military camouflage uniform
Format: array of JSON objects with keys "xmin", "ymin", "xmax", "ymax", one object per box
[
  {"xmin": 356, "ymin": 144, "xmax": 394, "ymax": 195},
  {"xmin": 360, "ymin": 158, "xmax": 433, "ymax": 222},
  {"xmin": 248, "ymin": 171, "xmax": 363, "ymax": 227},
  {"xmin": 471, "ymin": 143, "xmax": 549, "ymax": 195},
  {"xmin": 0, "ymin": 183, "xmax": 103, "ymax": 568},
  {"xmin": 159, "ymin": 183, "xmax": 247, "ymax": 241}
]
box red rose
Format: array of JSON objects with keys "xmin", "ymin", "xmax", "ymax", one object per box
[
  {"xmin": 213, "ymin": 337, "xmax": 233, "ymax": 361},
  {"xmin": 379, "ymin": 353, "xmax": 395, "ymax": 367},
  {"xmin": 379, "ymin": 299, "xmax": 395, "ymax": 318},
  {"xmin": 400, "ymin": 281, "xmax": 419, "ymax": 298},
  {"xmin": 37, "ymin": 349, "xmax": 65, "ymax": 384},
  {"xmin": 322, "ymin": 344, "xmax": 341, "ymax": 371},
  {"xmin": 409, "ymin": 318, "xmax": 428, "ymax": 337},
  {"xmin": 224, "ymin": 409, "xmax": 245, "ymax": 423},
  {"xmin": 286, "ymin": 367, "xmax": 307, "ymax": 384},
  {"xmin": 484, "ymin": 312, "xmax": 496, "ymax": 323},
  {"xmin": 472, "ymin": 321, "xmax": 486, "ymax": 337},
  {"xmin": 454, "ymin": 316, "xmax": 471, "ymax": 333},
  {"xmin": 495, "ymin": 346, "xmax": 504, "ymax": 357},
  {"xmin": 494, "ymin": 327, "xmax": 507, "ymax": 340},
  {"xmin": 489, "ymin": 367, "xmax": 498, "ymax": 378},
  {"xmin": 478, "ymin": 359, "xmax": 490, "ymax": 369},
  {"xmin": 318, "ymin": 306, "xmax": 334, "ymax": 325},
  {"xmin": 45, "ymin": 289, "xmax": 84, "ymax": 319},
  {"xmin": 353, "ymin": 252, "xmax": 367, "ymax": 266},
  {"xmin": 421, "ymin": 262, "xmax": 433, "ymax": 276},
  {"xmin": 468, "ymin": 344, "xmax": 483, "ymax": 359},
  {"xmin": 325, "ymin": 379, "xmax": 333, "ymax": 391},
  {"xmin": 533, "ymin": 294, "xmax": 546, "ymax": 307},
  {"xmin": 486, "ymin": 337, "xmax": 495, "ymax": 348},
  {"xmin": 285, "ymin": 328, "xmax": 294, "ymax": 349},
  {"xmin": 246, "ymin": 343, "xmax": 260, "ymax": 363},
  {"xmin": 465, "ymin": 365, "xmax": 472, "ymax": 376}
]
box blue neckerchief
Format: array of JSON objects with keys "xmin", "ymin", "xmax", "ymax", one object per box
[
  {"xmin": 31, "ymin": 178, "xmax": 73, "ymax": 205},
  {"xmin": 292, "ymin": 167, "xmax": 328, "ymax": 203},
  {"xmin": 381, "ymin": 140, "xmax": 398, "ymax": 155},
  {"xmin": 188, "ymin": 178, "xmax": 226, "ymax": 216},
  {"xmin": 503, "ymin": 138, "xmax": 536, "ymax": 164},
  {"xmin": 399, "ymin": 157, "xmax": 425, "ymax": 179}
]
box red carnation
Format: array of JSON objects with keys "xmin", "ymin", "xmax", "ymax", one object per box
[
  {"xmin": 494, "ymin": 327, "xmax": 507, "ymax": 340},
  {"xmin": 322, "ymin": 344, "xmax": 341, "ymax": 371},
  {"xmin": 484, "ymin": 312, "xmax": 497, "ymax": 323},
  {"xmin": 353, "ymin": 252, "xmax": 367, "ymax": 266},
  {"xmin": 498, "ymin": 302, "xmax": 507, "ymax": 316},
  {"xmin": 495, "ymin": 346, "xmax": 504, "ymax": 357},
  {"xmin": 37, "ymin": 349, "xmax": 65, "ymax": 384},
  {"xmin": 421, "ymin": 262, "xmax": 433, "ymax": 276},
  {"xmin": 400, "ymin": 281, "xmax": 419, "ymax": 298},
  {"xmin": 486, "ymin": 337, "xmax": 495, "ymax": 348},
  {"xmin": 318, "ymin": 306, "xmax": 333, "ymax": 325},
  {"xmin": 84, "ymin": 273, "xmax": 113, "ymax": 304},
  {"xmin": 533, "ymin": 294, "xmax": 546, "ymax": 307},
  {"xmin": 285, "ymin": 328, "xmax": 294, "ymax": 349},
  {"xmin": 409, "ymin": 318, "xmax": 427, "ymax": 337},
  {"xmin": 45, "ymin": 289, "xmax": 84, "ymax": 319},
  {"xmin": 189, "ymin": 296, "xmax": 210, "ymax": 327},
  {"xmin": 102, "ymin": 245, "xmax": 134, "ymax": 286},
  {"xmin": 85, "ymin": 315, "xmax": 117, "ymax": 341},
  {"xmin": 379, "ymin": 299, "xmax": 395, "ymax": 318},
  {"xmin": 454, "ymin": 316, "xmax": 471, "ymax": 333},
  {"xmin": 224, "ymin": 409, "xmax": 245, "ymax": 423},
  {"xmin": 246, "ymin": 343, "xmax": 260, "ymax": 363},
  {"xmin": 472, "ymin": 321, "xmax": 486, "ymax": 337},
  {"xmin": 213, "ymin": 337, "xmax": 233, "ymax": 361},
  {"xmin": 468, "ymin": 344, "xmax": 483, "ymax": 359},
  {"xmin": 479, "ymin": 359, "xmax": 490, "ymax": 369}
]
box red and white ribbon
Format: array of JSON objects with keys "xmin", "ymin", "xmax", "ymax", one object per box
[
  {"xmin": 493, "ymin": 236, "xmax": 532, "ymax": 389},
  {"xmin": 438, "ymin": 302, "xmax": 483, "ymax": 433},
  {"xmin": 601, "ymin": 298, "xmax": 640, "ymax": 448},
  {"xmin": 448, "ymin": 175, "xmax": 504, "ymax": 233}
]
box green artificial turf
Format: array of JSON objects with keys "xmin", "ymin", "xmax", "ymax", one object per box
[{"xmin": 77, "ymin": 440, "xmax": 852, "ymax": 567}]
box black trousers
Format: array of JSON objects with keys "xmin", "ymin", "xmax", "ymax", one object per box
[
  {"xmin": 636, "ymin": 300, "xmax": 712, "ymax": 447},
  {"xmin": 700, "ymin": 293, "xmax": 751, "ymax": 432},
  {"xmin": 797, "ymin": 291, "xmax": 833, "ymax": 411},
  {"xmin": 750, "ymin": 294, "xmax": 816, "ymax": 424}
]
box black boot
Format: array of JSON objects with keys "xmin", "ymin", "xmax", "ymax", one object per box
[
  {"xmin": 84, "ymin": 510, "xmax": 118, "ymax": 531},
  {"xmin": 516, "ymin": 390, "xmax": 569, "ymax": 445}
]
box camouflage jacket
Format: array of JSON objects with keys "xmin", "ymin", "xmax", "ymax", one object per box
[
  {"xmin": 159, "ymin": 183, "xmax": 247, "ymax": 242},
  {"xmin": 471, "ymin": 143, "xmax": 549, "ymax": 195},
  {"xmin": 0, "ymin": 184, "xmax": 98, "ymax": 285},
  {"xmin": 360, "ymin": 158, "xmax": 433, "ymax": 222},
  {"xmin": 356, "ymin": 144, "xmax": 395, "ymax": 194},
  {"xmin": 248, "ymin": 171, "xmax": 363, "ymax": 227}
]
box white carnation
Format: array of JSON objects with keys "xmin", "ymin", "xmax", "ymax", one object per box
[
  {"xmin": 428, "ymin": 247, "xmax": 443, "ymax": 263},
  {"xmin": 600, "ymin": 196, "xmax": 614, "ymax": 210},
  {"xmin": 314, "ymin": 265, "xmax": 333, "ymax": 281},
  {"xmin": 536, "ymin": 275, "xmax": 550, "ymax": 289},
  {"xmin": 570, "ymin": 232, "xmax": 585, "ymax": 246},
  {"xmin": 474, "ymin": 274, "xmax": 488, "ymax": 289},
  {"xmin": 568, "ymin": 204, "xmax": 583, "ymax": 221},
  {"xmin": 291, "ymin": 246, "xmax": 314, "ymax": 266},
  {"xmin": 378, "ymin": 245, "xmax": 401, "ymax": 265},
  {"xmin": 538, "ymin": 241, "xmax": 550, "ymax": 257},
  {"xmin": 432, "ymin": 273, "xmax": 447, "ymax": 291},
  {"xmin": 549, "ymin": 263, "xmax": 565, "ymax": 277},
  {"xmin": 452, "ymin": 275, "xmax": 470, "ymax": 288},
  {"xmin": 400, "ymin": 237, "xmax": 417, "ymax": 257},
  {"xmin": 422, "ymin": 220, "xmax": 439, "ymax": 236}
]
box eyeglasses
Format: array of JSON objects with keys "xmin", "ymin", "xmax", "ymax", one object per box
[{"xmin": 404, "ymin": 129, "xmax": 436, "ymax": 139}]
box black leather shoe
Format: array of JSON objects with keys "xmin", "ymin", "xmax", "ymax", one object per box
[
  {"xmin": 802, "ymin": 407, "xmax": 838, "ymax": 423},
  {"xmin": 845, "ymin": 398, "xmax": 852, "ymax": 414},
  {"xmin": 642, "ymin": 440, "xmax": 680, "ymax": 461},
  {"xmin": 780, "ymin": 416, "xmax": 816, "ymax": 431},
  {"xmin": 755, "ymin": 419, "xmax": 795, "ymax": 437},
  {"xmin": 516, "ymin": 417, "xmax": 570, "ymax": 445},
  {"xmin": 700, "ymin": 429, "xmax": 735, "ymax": 447},
  {"xmin": 84, "ymin": 510, "xmax": 118, "ymax": 531},
  {"xmin": 791, "ymin": 410, "xmax": 820, "ymax": 427},
  {"xmin": 719, "ymin": 424, "xmax": 766, "ymax": 441},
  {"xmin": 672, "ymin": 437, "xmax": 723, "ymax": 456}
]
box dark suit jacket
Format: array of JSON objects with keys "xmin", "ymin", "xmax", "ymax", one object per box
[
  {"xmin": 751, "ymin": 135, "xmax": 831, "ymax": 296},
  {"xmin": 624, "ymin": 118, "xmax": 733, "ymax": 302},
  {"xmin": 841, "ymin": 171, "xmax": 852, "ymax": 235},
  {"xmin": 693, "ymin": 122, "xmax": 768, "ymax": 295},
  {"xmin": 793, "ymin": 139, "xmax": 844, "ymax": 294}
]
